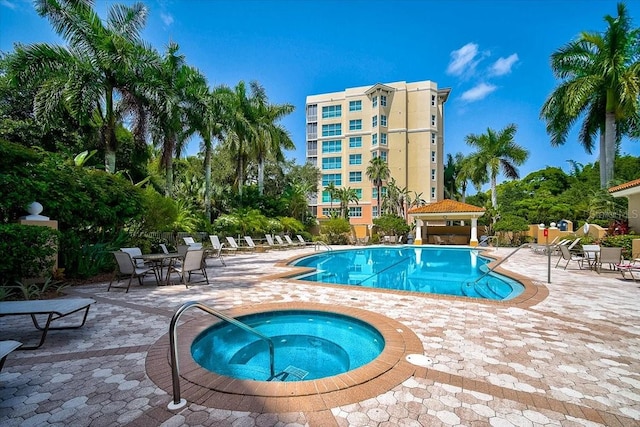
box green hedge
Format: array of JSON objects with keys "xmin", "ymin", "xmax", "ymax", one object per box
[{"xmin": 0, "ymin": 223, "xmax": 60, "ymax": 285}]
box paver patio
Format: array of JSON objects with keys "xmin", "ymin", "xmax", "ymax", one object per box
[{"xmin": 1, "ymin": 245, "xmax": 639, "ymax": 426}]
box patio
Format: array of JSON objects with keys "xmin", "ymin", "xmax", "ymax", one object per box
[{"xmin": 1, "ymin": 245, "xmax": 639, "ymax": 426}]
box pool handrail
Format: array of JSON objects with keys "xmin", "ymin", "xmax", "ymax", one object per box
[
  {"xmin": 470, "ymin": 243, "xmax": 529, "ymax": 285},
  {"xmin": 314, "ymin": 241, "xmax": 333, "ymax": 251},
  {"xmin": 167, "ymin": 301, "xmax": 275, "ymax": 410}
]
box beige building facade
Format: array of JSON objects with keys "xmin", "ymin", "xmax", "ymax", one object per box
[{"xmin": 306, "ymin": 80, "xmax": 450, "ymax": 224}]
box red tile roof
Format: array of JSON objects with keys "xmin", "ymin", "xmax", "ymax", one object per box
[
  {"xmin": 408, "ymin": 199, "xmax": 485, "ymax": 214},
  {"xmin": 609, "ymin": 178, "xmax": 640, "ymax": 193}
]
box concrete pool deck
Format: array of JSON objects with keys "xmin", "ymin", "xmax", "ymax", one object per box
[{"xmin": 1, "ymin": 245, "xmax": 639, "ymax": 426}]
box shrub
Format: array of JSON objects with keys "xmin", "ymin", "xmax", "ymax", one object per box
[
  {"xmin": 601, "ymin": 233, "xmax": 638, "ymax": 259},
  {"xmin": 0, "ymin": 223, "xmax": 60, "ymax": 285},
  {"xmin": 373, "ymin": 214, "xmax": 410, "ymax": 237},
  {"xmin": 321, "ymin": 217, "xmax": 351, "ymax": 244}
]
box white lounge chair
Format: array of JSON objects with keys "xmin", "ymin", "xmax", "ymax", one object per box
[
  {"xmin": 0, "ymin": 340, "xmax": 22, "ymax": 370},
  {"xmin": 244, "ymin": 236, "xmax": 261, "ymax": 251},
  {"xmin": 210, "ymin": 235, "xmax": 236, "ymax": 255},
  {"xmin": 284, "ymin": 235, "xmax": 302, "ymax": 247},
  {"xmin": 265, "ymin": 234, "xmax": 283, "ymax": 250},
  {"xmin": 274, "ymin": 235, "xmax": 290, "ymax": 249},
  {"xmin": 227, "ymin": 236, "xmax": 254, "ymax": 252},
  {"xmin": 296, "ymin": 234, "xmax": 314, "ymax": 246}
]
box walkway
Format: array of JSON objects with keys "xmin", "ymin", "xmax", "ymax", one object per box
[{"xmin": 1, "ymin": 246, "xmax": 639, "ymax": 426}]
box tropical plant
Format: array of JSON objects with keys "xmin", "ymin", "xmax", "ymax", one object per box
[
  {"xmin": 366, "ymin": 156, "xmax": 390, "ymax": 214},
  {"xmin": 464, "ymin": 124, "xmax": 529, "ymax": 208},
  {"xmin": 321, "ymin": 217, "xmax": 351, "ymax": 245},
  {"xmin": 373, "ymin": 214, "xmax": 411, "ymax": 237},
  {"xmin": 7, "ymin": 0, "xmax": 155, "ymax": 173},
  {"xmin": 335, "ymin": 186, "xmax": 360, "ymax": 219},
  {"xmin": 540, "ymin": 2, "xmax": 640, "ymax": 188},
  {"xmin": 324, "ymin": 181, "xmax": 338, "ymax": 213}
]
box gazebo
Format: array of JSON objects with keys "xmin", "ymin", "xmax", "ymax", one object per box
[
  {"xmin": 609, "ymin": 177, "xmax": 640, "ymax": 233},
  {"xmin": 407, "ymin": 200, "xmax": 486, "ymax": 246}
]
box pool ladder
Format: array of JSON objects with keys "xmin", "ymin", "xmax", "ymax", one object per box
[
  {"xmin": 314, "ymin": 241, "xmax": 333, "ymax": 251},
  {"xmin": 167, "ymin": 301, "xmax": 275, "ymax": 410},
  {"xmin": 466, "ymin": 243, "xmax": 529, "ymax": 288}
]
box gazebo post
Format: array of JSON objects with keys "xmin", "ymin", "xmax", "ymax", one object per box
[
  {"xmin": 414, "ymin": 220, "xmax": 423, "ymax": 245},
  {"xmin": 470, "ymin": 218, "xmax": 479, "ymax": 247}
]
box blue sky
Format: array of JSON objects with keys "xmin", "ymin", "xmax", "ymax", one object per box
[{"xmin": 1, "ymin": 0, "xmax": 639, "ymax": 183}]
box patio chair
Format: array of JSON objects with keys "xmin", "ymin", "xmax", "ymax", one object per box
[
  {"xmin": 581, "ymin": 244, "xmax": 600, "ymax": 270},
  {"xmin": 109, "ymin": 251, "xmax": 158, "ymax": 292},
  {"xmin": 227, "ymin": 236, "xmax": 253, "ymax": 252},
  {"xmin": 265, "ymin": 234, "xmax": 283, "ymax": 250},
  {"xmin": 565, "ymin": 237, "xmax": 582, "ymax": 252},
  {"xmin": 244, "ymin": 236, "xmax": 261, "ymax": 251},
  {"xmin": 616, "ymin": 260, "xmax": 640, "ymax": 282},
  {"xmin": 555, "ymin": 245, "xmax": 585, "ymax": 270},
  {"xmin": 597, "ymin": 247, "xmax": 623, "ymax": 272},
  {"xmin": 120, "ymin": 247, "xmax": 147, "ymax": 268},
  {"xmin": 166, "ymin": 249, "xmax": 208, "ymax": 288},
  {"xmin": 211, "ymin": 235, "xmax": 236, "ymax": 255},
  {"xmin": 433, "ymin": 235, "xmax": 444, "ymax": 245},
  {"xmin": 205, "ymin": 243, "xmax": 226, "ymax": 266}
]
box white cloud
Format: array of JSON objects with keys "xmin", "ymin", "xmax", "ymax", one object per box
[
  {"xmin": 160, "ymin": 12, "xmax": 174, "ymax": 26},
  {"xmin": 460, "ymin": 83, "xmax": 497, "ymax": 102},
  {"xmin": 489, "ymin": 53, "xmax": 519, "ymax": 76},
  {"xmin": 446, "ymin": 43, "xmax": 480, "ymax": 76},
  {"xmin": 1, "ymin": 0, "xmax": 17, "ymax": 9}
]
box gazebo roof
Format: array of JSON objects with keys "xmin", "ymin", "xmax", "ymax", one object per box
[
  {"xmin": 609, "ymin": 178, "xmax": 640, "ymax": 196},
  {"xmin": 408, "ymin": 199, "xmax": 485, "ymax": 215}
]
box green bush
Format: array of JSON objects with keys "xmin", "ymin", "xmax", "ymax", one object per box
[
  {"xmin": 373, "ymin": 214, "xmax": 410, "ymax": 237},
  {"xmin": 601, "ymin": 233, "xmax": 638, "ymax": 259},
  {"xmin": 321, "ymin": 217, "xmax": 351, "ymax": 244},
  {"xmin": 0, "ymin": 223, "xmax": 60, "ymax": 285}
]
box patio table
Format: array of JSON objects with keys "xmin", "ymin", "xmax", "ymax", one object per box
[{"xmin": 134, "ymin": 253, "xmax": 182, "ymax": 285}]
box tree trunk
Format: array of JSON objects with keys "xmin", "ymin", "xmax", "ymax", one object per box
[
  {"xmin": 165, "ymin": 162, "xmax": 173, "ymax": 197},
  {"xmin": 104, "ymin": 85, "xmax": 116, "ymax": 173},
  {"xmin": 204, "ymin": 138, "xmax": 212, "ymax": 223},
  {"xmin": 490, "ymin": 175, "xmax": 497, "ymax": 208},
  {"xmin": 105, "ymin": 149, "xmax": 116, "ymax": 175},
  {"xmin": 258, "ymin": 158, "xmax": 264, "ymax": 195},
  {"xmin": 599, "ymin": 132, "xmax": 606, "ymax": 188},
  {"xmin": 604, "ymin": 112, "xmax": 616, "ymax": 188}
]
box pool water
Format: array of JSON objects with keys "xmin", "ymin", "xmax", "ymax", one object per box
[
  {"xmin": 291, "ymin": 247, "xmax": 524, "ymax": 300},
  {"xmin": 191, "ymin": 310, "xmax": 384, "ymax": 381}
]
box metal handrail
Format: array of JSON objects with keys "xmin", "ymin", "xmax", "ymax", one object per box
[
  {"xmin": 314, "ymin": 241, "xmax": 333, "ymax": 251},
  {"xmin": 470, "ymin": 243, "xmax": 529, "ymax": 285},
  {"xmin": 167, "ymin": 301, "xmax": 275, "ymax": 410}
]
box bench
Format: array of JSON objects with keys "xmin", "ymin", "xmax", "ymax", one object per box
[
  {"xmin": 0, "ymin": 298, "xmax": 96, "ymax": 350},
  {"xmin": 0, "ymin": 340, "xmax": 22, "ymax": 371}
]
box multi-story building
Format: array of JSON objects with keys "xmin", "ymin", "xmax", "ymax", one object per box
[{"xmin": 305, "ymin": 80, "xmax": 450, "ymax": 224}]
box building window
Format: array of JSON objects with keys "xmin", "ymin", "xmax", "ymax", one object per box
[
  {"xmin": 322, "ymin": 123, "xmax": 341, "ymax": 137},
  {"xmin": 431, "ymin": 95, "xmax": 436, "ymax": 106},
  {"xmin": 372, "ymin": 134, "xmax": 378, "ymax": 146},
  {"xmin": 322, "ymin": 157, "xmax": 341, "ymax": 170},
  {"xmin": 322, "ymin": 105, "xmax": 342, "ymax": 118},
  {"xmin": 372, "ymin": 187, "xmax": 387, "ymax": 199},
  {"xmin": 431, "ymin": 169, "xmax": 436, "ymax": 180},
  {"xmin": 372, "ymin": 115, "xmax": 378, "ymax": 128},
  {"xmin": 381, "ymin": 115, "xmax": 387, "ymax": 127},
  {"xmin": 349, "ymin": 154, "xmax": 362, "ymax": 165},
  {"xmin": 349, "ymin": 136, "xmax": 362, "ymax": 148},
  {"xmin": 307, "ymin": 122, "xmax": 317, "ymax": 139},
  {"xmin": 354, "ymin": 188, "xmax": 362, "ymax": 198},
  {"xmin": 431, "ymin": 187, "xmax": 436, "ymax": 199},
  {"xmin": 372, "ymin": 206, "xmax": 378, "ymax": 218},
  {"xmin": 372, "ymin": 96, "xmax": 377, "ymax": 108},
  {"xmin": 322, "ymin": 174, "xmax": 342, "ymax": 186},
  {"xmin": 349, "ymin": 171, "xmax": 362, "ymax": 183},
  {"xmin": 380, "ymin": 95, "xmax": 387, "ymax": 106},
  {"xmin": 322, "ymin": 191, "xmax": 340, "ymax": 203},
  {"xmin": 349, "ymin": 119, "xmax": 362, "ymax": 131},
  {"xmin": 349, "ymin": 100, "xmax": 362, "ymax": 111},
  {"xmin": 349, "ymin": 206, "xmax": 362, "ymax": 217},
  {"xmin": 380, "ymin": 151, "xmax": 387, "ymax": 162},
  {"xmin": 431, "ymin": 115, "xmax": 436, "ymax": 126},
  {"xmin": 307, "ymin": 104, "xmax": 317, "ymax": 121},
  {"xmin": 431, "ymin": 133, "xmax": 436, "ymax": 144},
  {"xmin": 380, "ymin": 133, "xmax": 387, "ymax": 145},
  {"xmin": 322, "ymin": 208, "xmax": 339, "ymax": 217},
  {"xmin": 321, "ymin": 140, "xmax": 342, "ymax": 153},
  {"xmin": 431, "ymin": 150, "xmax": 436, "ymax": 162}
]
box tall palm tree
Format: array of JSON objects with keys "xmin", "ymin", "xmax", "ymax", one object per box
[
  {"xmin": 464, "ymin": 124, "xmax": 529, "ymax": 208},
  {"xmin": 249, "ymin": 82, "xmax": 295, "ymax": 195},
  {"xmin": 541, "ymin": 2, "xmax": 640, "ymax": 188},
  {"xmin": 456, "ymin": 153, "xmax": 487, "ymax": 203},
  {"xmin": 325, "ymin": 181, "xmax": 337, "ymax": 213},
  {"xmin": 366, "ymin": 156, "xmax": 390, "ymax": 215},
  {"xmin": 225, "ymin": 81, "xmax": 257, "ymax": 197},
  {"xmin": 8, "ymin": 0, "xmax": 151, "ymax": 173},
  {"xmin": 443, "ymin": 152, "xmax": 465, "ymax": 200}
]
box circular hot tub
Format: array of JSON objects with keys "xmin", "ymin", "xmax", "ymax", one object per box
[{"xmin": 191, "ymin": 310, "xmax": 385, "ymax": 381}]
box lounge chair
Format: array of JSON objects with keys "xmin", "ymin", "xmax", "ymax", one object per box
[
  {"xmin": 0, "ymin": 340, "xmax": 21, "ymax": 370},
  {"xmin": 274, "ymin": 235, "xmax": 290, "ymax": 249},
  {"xmin": 227, "ymin": 236, "xmax": 254, "ymax": 252},
  {"xmin": 555, "ymin": 245, "xmax": 585, "ymax": 269},
  {"xmin": 617, "ymin": 260, "xmax": 640, "ymax": 282},
  {"xmin": 597, "ymin": 247, "xmax": 623, "ymax": 272},
  {"xmin": 565, "ymin": 237, "xmax": 582, "ymax": 252},
  {"xmin": 265, "ymin": 234, "xmax": 283, "ymax": 250},
  {"xmin": 244, "ymin": 236, "xmax": 262, "ymax": 252},
  {"xmin": 166, "ymin": 249, "xmax": 208, "ymax": 288},
  {"xmin": 109, "ymin": 251, "xmax": 158, "ymax": 292},
  {"xmin": 284, "ymin": 235, "xmax": 302, "ymax": 247},
  {"xmin": 0, "ymin": 298, "xmax": 95, "ymax": 349},
  {"xmin": 296, "ymin": 234, "xmax": 314, "ymax": 246},
  {"xmin": 433, "ymin": 235, "xmax": 444, "ymax": 245},
  {"xmin": 210, "ymin": 235, "xmax": 236, "ymax": 255}
]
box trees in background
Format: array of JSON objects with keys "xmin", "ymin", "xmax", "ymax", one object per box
[{"xmin": 366, "ymin": 157, "xmax": 390, "ymax": 214}]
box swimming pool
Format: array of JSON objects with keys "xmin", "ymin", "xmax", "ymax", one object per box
[
  {"xmin": 291, "ymin": 247, "xmax": 524, "ymax": 300},
  {"xmin": 191, "ymin": 310, "xmax": 385, "ymax": 381}
]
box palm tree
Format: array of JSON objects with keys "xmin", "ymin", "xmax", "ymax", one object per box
[
  {"xmin": 456, "ymin": 153, "xmax": 487, "ymax": 203},
  {"xmin": 464, "ymin": 124, "xmax": 529, "ymax": 208},
  {"xmin": 335, "ymin": 187, "xmax": 360, "ymax": 219},
  {"xmin": 366, "ymin": 156, "xmax": 390, "ymax": 216},
  {"xmin": 8, "ymin": 0, "xmax": 151, "ymax": 173},
  {"xmin": 225, "ymin": 81, "xmax": 257, "ymax": 197},
  {"xmin": 541, "ymin": 3, "xmax": 640, "ymax": 188},
  {"xmin": 249, "ymin": 82, "xmax": 295, "ymax": 195},
  {"xmin": 443, "ymin": 152, "xmax": 465, "ymax": 200},
  {"xmin": 325, "ymin": 181, "xmax": 337, "ymax": 214}
]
